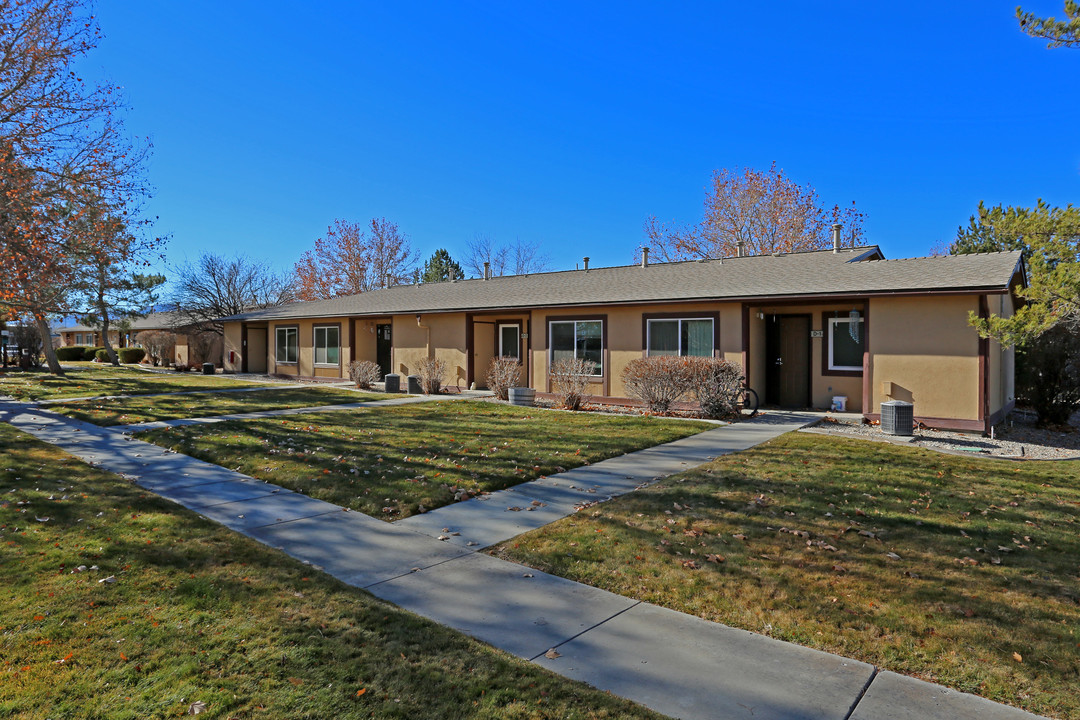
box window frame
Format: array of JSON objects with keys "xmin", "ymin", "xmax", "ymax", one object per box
[
  {"xmin": 275, "ymin": 325, "xmax": 299, "ymax": 365},
  {"xmin": 313, "ymin": 324, "xmax": 341, "ymax": 367},
  {"xmin": 498, "ymin": 323, "xmax": 521, "ymax": 360},
  {"xmin": 823, "ymin": 314, "xmax": 864, "ymax": 376},
  {"xmin": 645, "ymin": 316, "xmax": 716, "ymax": 357},
  {"xmin": 547, "ymin": 318, "xmax": 604, "ymax": 377}
]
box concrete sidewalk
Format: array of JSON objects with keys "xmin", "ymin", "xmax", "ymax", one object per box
[{"xmin": 0, "ymin": 400, "xmax": 1044, "ymax": 720}]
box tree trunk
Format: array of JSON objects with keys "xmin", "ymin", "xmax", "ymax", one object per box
[
  {"xmin": 35, "ymin": 314, "xmax": 63, "ymax": 376},
  {"xmin": 101, "ymin": 316, "xmax": 119, "ymax": 366}
]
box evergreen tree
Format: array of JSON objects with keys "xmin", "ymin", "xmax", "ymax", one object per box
[{"xmin": 421, "ymin": 249, "xmax": 464, "ymax": 283}]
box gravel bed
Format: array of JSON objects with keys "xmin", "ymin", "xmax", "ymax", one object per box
[{"xmin": 806, "ymin": 409, "xmax": 1080, "ymax": 460}]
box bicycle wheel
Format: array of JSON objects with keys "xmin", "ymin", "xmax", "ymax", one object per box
[{"xmin": 740, "ymin": 388, "xmax": 759, "ymax": 416}]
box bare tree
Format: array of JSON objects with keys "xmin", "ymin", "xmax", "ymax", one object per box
[
  {"xmin": 644, "ymin": 163, "xmax": 865, "ymax": 262},
  {"xmin": 463, "ymin": 233, "xmax": 507, "ymax": 278},
  {"xmin": 462, "ymin": 235, "xmax": 551, "ymax": 277},
  {"xmin": 171, "ymin": 253, "xmax": 295, "ymax": 335},
  {"xmin": 293, "ymin": 217, "xmax": 419, "ymax": 300}
]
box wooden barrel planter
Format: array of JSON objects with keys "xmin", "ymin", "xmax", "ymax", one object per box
[{"xmin": 507, "ymin": 387, "xmax": 536, "ymax": 407}]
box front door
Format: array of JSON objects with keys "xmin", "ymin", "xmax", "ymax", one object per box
[
  {"xmin": 765, "ymin": 315, "xmax": 811, "ymax": 408},
  {"xmin": 376, "ymin": 323, "xmax": 392, "ymax": 378}
]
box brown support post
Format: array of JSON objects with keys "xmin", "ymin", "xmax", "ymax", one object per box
[
  {"xmin": 861, "ymin": 299, "xmax": 871, "ymax": 418},
  {"xmin": 240, "ymin": 323, "xmax": 248, "ymax": 373},
  {"xmin": 741, "ymin": 303, "xmax": 750, "ymax": 387},
  {"xmin": 979, "ymin": 295, "xmax": 990, "ymax": 434},
  {"xmin": 465, "ymin": 313, "xmax": 474, "ymax": 388}
]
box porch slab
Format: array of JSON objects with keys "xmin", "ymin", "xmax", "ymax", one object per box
[
  {"xmin": 533, "ymin": 600, "xmax": 874, "ymax": 720},
  {"xmin": 367, "ymin": 552, "xmax": 638, "ymax": 659},
  {"xmin": 247, "ymin": 511, "xmax": 471, "ymax": 587},
  {"xmin": 850, "ymin": 671, "xmax": 1046, "ymax": 720}
]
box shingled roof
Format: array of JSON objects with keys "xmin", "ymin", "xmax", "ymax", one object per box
[
  {"xmin": 58, "ymin": 311, "xmax": 191, "ymax": 334},
  {"xmin": 222, "ymin": 247, "xmax": 1025, "ymax": 322}
]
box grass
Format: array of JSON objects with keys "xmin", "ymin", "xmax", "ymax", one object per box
[
  {"xmin": 50, "ymin": 387, "xmax": 395, "ymax": 426},
  {"xmin": 141, "ymin": 401, "xmax": 711, "ymax": 520},
  {"xmin": 490, "ymin": 432, "xmax": 1080, "ymax": 720},
  {"xmin": 0, "ymin": 422, "xmax": 665, "ymax": 719},
  {"xmin": 0, "ymin": 364, "xmax": 264, "ymax": 401}
]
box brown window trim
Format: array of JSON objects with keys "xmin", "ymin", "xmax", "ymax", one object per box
[
  {"xmin": 274, "ymin": 324, "xmax": 300, "ymax": 365},
  {"xmin": 821, "ymin": 311, "xmax": 863, "ymax": 378},
  {"xmin": 545, "ymin": 314, "xmax": 608, "ymax": 393},
  {"xmin": 312, "ymin": 322, "xmax": 343, "ymax": 369},
  {"xmin": 641, "ymin": 311, "xmax": 721, "ymax": 358}
]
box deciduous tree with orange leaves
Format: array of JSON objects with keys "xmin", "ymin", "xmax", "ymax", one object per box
[
  {"xmin": 643, "ymin": 163, "xmax": 865, "ymax": 262},
  {"xmin": 0, "ymin": 0, "xmax": 157, "ymax": 375},
  {"xmin": 294, "ymin": 218, "xmax": 419, "ymax": 300}
]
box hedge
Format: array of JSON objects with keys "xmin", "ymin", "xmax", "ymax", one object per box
[
  {"xmin": 55, "ymin": 346, "xmax": 86, "ymax": 361},
  {"xmin": 118, "ymin": 347, "xmax": 146, "ymax": 364}
]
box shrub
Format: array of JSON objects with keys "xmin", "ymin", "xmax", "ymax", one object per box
[
  {"xmin": 686, "ymin": 357, "xmax": 745, "ymax": 419},
  {"xmin": 86, "ymin": 347, "xmax": 105, "ymax": 362},
  {"xmin": 173, "ymin": 363, "xmax": 193, "ymax": 372},
  {"xmin": 348, "ymin": 360, "xmax": 382, "ymax": 389},
  {"xmin": 1018, "ymin": 321, "xmax": 1080, "ymax": 427},
  {"xmin": 416, "ymin": 357, "xmax": 447, "ymax": 395},
  {"xmin": 55, "ymin": 346, "xmax": 85, "ymax": 361},
  {"xmin": 486, "ymin": 356, "xmax": 522, "ymax": 400},
  {"xmin": 118, "ymin": 347, "xmax": 146, "ymax": 364},
  {"xmin": 94, "ymin": 348, "xmax": 111, "ymax": 362},
  {"xmin": 135, "ymin": 330, "xmax": 175, "ymax": 367},
  {"xmin": 621, "ymin": 356, "xmax": 693, "ymax": 414},
  {"xmin": 549, "ymin": 357, "xmax": 595, "ymax": 410}
]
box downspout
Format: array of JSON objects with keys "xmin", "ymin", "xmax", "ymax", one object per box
[{"xmin": 417, "ymin": 314, "xmax": 432, "ymax": 359}]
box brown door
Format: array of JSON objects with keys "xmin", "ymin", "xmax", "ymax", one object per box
[{"xmin": 765, "ymin": 315, "xmax": 811, "ymax": 408}]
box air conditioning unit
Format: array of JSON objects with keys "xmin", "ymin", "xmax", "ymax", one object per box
[{"xmin": 880, "ymin": 401, "xmax": 914, "ymax": 436}]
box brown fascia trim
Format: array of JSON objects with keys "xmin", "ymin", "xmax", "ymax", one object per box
[{"xmin": 228, "ymin": 287, "xmax": 1016, "ymax": 323}]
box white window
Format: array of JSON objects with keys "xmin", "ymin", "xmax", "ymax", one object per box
[
  {"xmin": 75, "ymin": 334, "xmax": 83, "ymax": 345},
  {"xmin": 549, "ymin": 320, "xmax": 602, "ymax": 375},
  {"xmin": 498, "ymin": 324, "xmax": 520, "ymax": 360},
  {"xmin": 276, "ymin": 327, "xmax": 298, "ymax": 364},
  {"xmin": 647, "ymin": 318, "xmax": 713, "ymax": 357},
  {"xmin": 828, "ymin": 317, "xmax": 864, "ymax": 372},
  {"xmin": 314, "ymin": 325, "xmax": 340, "ymax": 365}
]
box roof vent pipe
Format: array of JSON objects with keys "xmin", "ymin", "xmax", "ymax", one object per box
[
  {"xmin": 583, "ymin": 256, "xmax": 590, "ymax": 272},
  {"xmin": 483, "ymin": 261, "xmax": 490, "ymax": 280},
  {"xmin": 736, "ymin": 241, "xmax": 745, "ymax": 258},
  {"xmin": 641, "ymin": 247, "xmax": 649, "ymax": 268},
  {"xmin": 832, "ymin": 223, "xmax": 842, "ymax": 253}
]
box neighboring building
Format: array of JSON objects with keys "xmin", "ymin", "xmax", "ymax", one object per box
[
  {"xmin": 56, "ymin": 311, "xmax": 223, "ymax": 366},
  {"xmin": 219, "ymin": 246, "xmax": 1025, "ymax": 433}
]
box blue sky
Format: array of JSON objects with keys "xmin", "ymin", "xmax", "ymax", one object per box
[{"xmin": 89, "ymin": 1, "xmax": 1078, "ymax": 279}]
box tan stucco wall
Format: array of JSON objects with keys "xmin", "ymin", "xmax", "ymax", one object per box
[
  {"xmin": 266, "ymin": 318, "xmax": 349, "ymax": 379},
  {"xmin": 352, "ymin": 318, "xmax": 378, "ymax": 365},
  {"xmin": 393, "ymin": 313, "xmax": 469, "ymax": 388},
  {"xmin": 529, "ymin": 301, "xmax": 730, "ymax": 398},
  {"xmin": 869, "ymin": 295, "xmax": 980, "ymax": 421},
  {"xmin": 223, "ymin": 323, "xmax": 242, "ymax": 372}
]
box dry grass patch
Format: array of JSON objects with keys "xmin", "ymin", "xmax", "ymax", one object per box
[
  {"xmin": 140, "ymin": 401, "xmax": 711, "ymax": 520},
  {"xmin": 51, "ymin": 387, "xmax": 393, "ymax": 426},
  {"xmin": 491, "ymin": 432, "xmax": 1080, "ymax": 719},
  {"xmin": 0, "ymin": 423, "xmax": 663, "ymax": 720},
  {"xmin": 0, "ymin": 365, "xmax": 262, "ymax": 401}
]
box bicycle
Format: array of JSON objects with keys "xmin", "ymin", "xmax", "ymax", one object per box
[{"xmin": 731, "ymin": 386, "xmax": 759, "ymax": 417}]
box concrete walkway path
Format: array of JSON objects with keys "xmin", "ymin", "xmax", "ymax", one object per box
[{"xmin": 0, "ymin": 399, "xmax": 1043, "ymax": 720}]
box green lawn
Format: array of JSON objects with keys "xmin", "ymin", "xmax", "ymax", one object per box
[
  {"xmin": 51, "ymin": 387, "xmax": 395, "ymax": 426},
  {"xmin": 0, "ymin": 422, "xmax": 663, "ymax": 720},
  {"xmin": 141, "ymin": 401, "xmax": 711, "ymax": 520},
  {"xmin": 490, "ymin": 432, "xmax": 1080, "ymax": 719},
  {"xmin": 0, "ymin": 364, "xmax": 264, "ymax": 401}
]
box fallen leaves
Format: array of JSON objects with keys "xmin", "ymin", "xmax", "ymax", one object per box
[{"xmin": 544, "ymin": 648, "xmax": 561, "ymax": 659}]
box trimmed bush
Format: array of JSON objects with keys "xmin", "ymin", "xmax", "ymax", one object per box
[
  {"xmin": 94, "ymin": 348, "xmax": 111, "ymax": 362},
  {"xmin": 686, "ymin": 357, "xmax": 744, "ymax": 419},
  {"xmin": 549, "ymin": 357, "xmax": 595, "ymax": 410},
  {"xmin": 118, "ymin": 347, "xmax": 146, "ymax": 364},
  {"xmin": 348, "ymin": 360, "xmax": 382, "ymax": 389},
  {"xmin": 621, "ymin": 356, "xmax": 693, "ymax": 414},
  {"xmin": 416, "ymin": 357, "xmax": 447, "ymax": 395},
  {"xmin": 486, "ymin": 356, "xmax": 522, "ymax": 400},
  {"xmin": 55, "ymin": 346, "xmax": 86, "ymax": 361}
]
